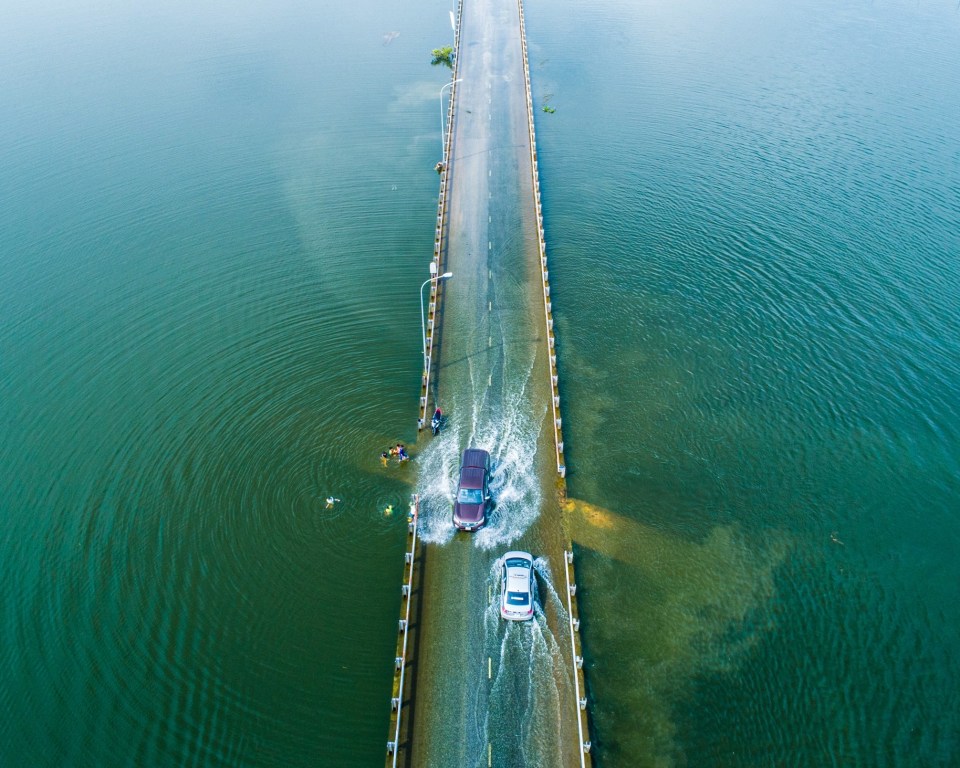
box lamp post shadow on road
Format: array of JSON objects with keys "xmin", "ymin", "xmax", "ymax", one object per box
[{"xmin": 420, "ymin": 266, "xmax": 453, "ymax": 374}]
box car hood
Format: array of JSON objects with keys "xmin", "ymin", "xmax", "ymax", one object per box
[{"xmin": 454, "ymin": 501, "xmax": 485, "ymax": 523}]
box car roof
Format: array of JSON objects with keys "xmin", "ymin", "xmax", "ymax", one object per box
[
  {"xmin": 461, "ymin": 448, "xmax": 489, "ymax": 468},
  {"xmin": 459, "ymin": 466, "xmax": 486, "ymax": 489}
]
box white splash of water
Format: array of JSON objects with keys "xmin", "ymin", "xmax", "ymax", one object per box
[
  {"xmin": 532, "ymin": 557, "xmax": 569, "ymax": 625},
  {"xmin": 473, "ymin": 557, "xmax": 569, "ymax": 767},
  {"xmin": 471, "ymin": 372, "xmax": 546, "ymax": 551},
  {"xmin": 414, "ymin": 422, "xmax": 459, "ymax": 545},
  {"xmin": 415, "ymin": 351, "xmax": 546, "ymax": 549}
]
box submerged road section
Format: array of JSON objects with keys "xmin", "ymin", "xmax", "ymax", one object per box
[{"xmin": 399, "ymin": 0, "xmax": 592, "ymax": 766}]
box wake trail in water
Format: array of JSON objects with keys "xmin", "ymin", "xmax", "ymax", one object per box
[
  {"xmin": 416, "ymin": 350, "xmax": 545, "ymax": 550},
  {"xmin": 474, "ymin": 558, "xmax": 569, "ymax": 767}
]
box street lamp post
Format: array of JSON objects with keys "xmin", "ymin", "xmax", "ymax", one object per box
[
  {"xmin": 420, "ymin": 268, "xmax": 453, "ymax": 372},
  {"xmin": 440, "ymin": 78, "xmax": 463, "ymax": 165}
]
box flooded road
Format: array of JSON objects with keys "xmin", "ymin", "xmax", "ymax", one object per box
[{"xmin": 409, "ymin": 0, "xmax": 579, "ymax": 765}]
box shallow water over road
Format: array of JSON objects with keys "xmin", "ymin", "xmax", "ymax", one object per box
[
  {"xmin": 3, "ymin": 0, "xmax": 959, "ymax": 764},
  {"xmin": 407, "ymin": 0, "xmax": 579, "ymax": 764}
]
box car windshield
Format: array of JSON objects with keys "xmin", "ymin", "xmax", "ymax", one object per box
[
  {"xmin": 505, "ymin": 558, "xmax": 531, "ymax": 569},
  {"xmin": 457, "ymin": 488, "xmax": 484, "ymax": 504},
  {"xmin": 506, "ymin": 591, "xmax": 530, "ymax": 606}
]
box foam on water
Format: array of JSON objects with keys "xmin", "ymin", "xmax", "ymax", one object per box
[
  {"xmin": 411, "ymin": 428, "xmax": 459, "ymax": 545},
  {"xmin": 531, "ymin": 557, "xmax": 568, "ymax": 623},
  {"xmin": 416, "ymin": 359, "xmax": 545, "ymax": 550},
  {"xmin": 471, "ymin": 557, "xmax": 570, "ymax": 767}
]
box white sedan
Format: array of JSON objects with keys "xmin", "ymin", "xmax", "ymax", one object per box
[{"xmin": 499, "ymin": 551, "xmax": 535, "ymax": 621}]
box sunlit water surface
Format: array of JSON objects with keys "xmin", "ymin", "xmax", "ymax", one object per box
[
  {"xmin": 0, "ymin": 0, "xmax": 453, "ymax": 765},
  {"xmin": 526, "ymin": 0, "xmax": 960, "ymax": 764},
  {"xmin": 2, "ymin": 0, "xmax": 959, "ymax": 765}
]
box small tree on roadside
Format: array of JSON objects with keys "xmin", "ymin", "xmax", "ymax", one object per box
[{"xmin": 431, "ymin": 46, "xmax": 454, "ymax": 68}]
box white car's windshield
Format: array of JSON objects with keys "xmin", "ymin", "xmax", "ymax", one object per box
[
  {"xmin": 457, "ymin": 488, "xmax": 483, "ymax": 504},
  {"xmin": 506, "ymin": 591, "xmax": 530, "ymax": 606}
]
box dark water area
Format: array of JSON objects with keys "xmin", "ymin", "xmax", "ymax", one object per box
[
  {"xmin": 525, "ymin": 0, "xmax": 960, "ymax": 764},
  {"xmin": 1, "ymin": 0, "xmax": 454, "ymax": 765},
  {"xmin": 2, "ymin": 0, "xmax": 959, "ymax": 764}
]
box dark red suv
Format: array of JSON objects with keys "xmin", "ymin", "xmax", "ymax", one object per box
[{"xmin": 453, "ymin": 448, "xmax": 491, "ymax": 531}]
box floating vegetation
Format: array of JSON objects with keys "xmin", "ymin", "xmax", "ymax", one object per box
[
  {"xmin": 431, "ymin": 46, "xmax": 454, "ymax": 68},
  {"xmin": 542, "ymin": 105, "xmax": 556, "ymax": 114}
]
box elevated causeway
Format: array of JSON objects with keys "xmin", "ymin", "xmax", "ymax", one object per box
[{"xmin": 387, "ymin": 0, "xmax": 593, "ymax": 765}]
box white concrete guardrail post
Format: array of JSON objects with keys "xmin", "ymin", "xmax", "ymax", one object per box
[
  {"xmin": 385, "ymin": 496, "xmax": 420, "ymax": 768},
  {"xmin": 564, "ymin": 549, "xmax": 593, "ymax": 767},
  {"xmin": 514, "ymin": 0, "xmax": 565, "ymax": 477}
]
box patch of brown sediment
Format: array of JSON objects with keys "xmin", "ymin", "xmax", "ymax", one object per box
[{"xmin": 563, "ymin": 498, "xmax": 790, "ymax": 766}]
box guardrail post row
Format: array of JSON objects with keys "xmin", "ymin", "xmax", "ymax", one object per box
[
  {"xmin": 385, "ymin": 495, "xmax": 421, "ymax": 767},
  {"xmin": 514, "ymin": 0, "xmax": 565, "ymax": 479},
  {"xmin": 564, "ymin": 548, "xmax": 592, "ymax": 766},
  {"xmin": 420, "ymin": 37, "xmax": 461, "ymax": 429}
]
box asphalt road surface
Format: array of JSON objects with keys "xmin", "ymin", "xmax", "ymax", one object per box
[{"xmin": 409, "ymin": 0, "xmax": 580, "ymax": 766}]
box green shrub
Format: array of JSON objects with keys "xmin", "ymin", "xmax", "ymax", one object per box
[{"xmin": 431, "ymin": 46, "xmax": 454, "ymax": 68}]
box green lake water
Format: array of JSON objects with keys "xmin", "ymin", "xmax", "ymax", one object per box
[{"xmin": 2, "ymin": 0, "xmax": 958, "ymax": 765}]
